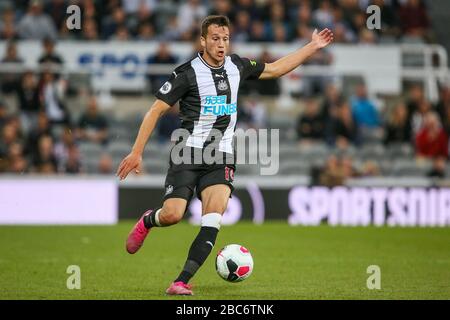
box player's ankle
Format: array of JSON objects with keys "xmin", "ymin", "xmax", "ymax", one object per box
[{"xmin": 143, "ymin": 208, "xmax": 161, "ymax": 229}]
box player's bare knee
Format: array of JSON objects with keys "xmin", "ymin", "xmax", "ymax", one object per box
[
  {"xmin": 160, "ymin": 206, "xmax": 184, "ymax": 226},
  {"xmin": 202, "ymin": 200, "xmax": 228, "ymax": 215}
]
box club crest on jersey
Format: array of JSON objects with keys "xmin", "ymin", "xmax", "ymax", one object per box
[
  {"xmin": 159, "ymin": 81, "xmax": 172, "ymax": 94},
  {"xmin": 217, "ymin": 80, "xmax": 228, "ymax": 91},
  {"xmin": 165, "ymin": 185, "xmax": 173, "ymax": 195}
]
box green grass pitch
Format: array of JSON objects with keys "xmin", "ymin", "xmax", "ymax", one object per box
[{"xmin": 0, "ymin": 222, "xmax": 449, "ymax": 300}]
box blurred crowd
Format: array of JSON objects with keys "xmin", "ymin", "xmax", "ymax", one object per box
[
  {"xmin": 0, "ymin": 0, "xmax": 434, "ymax": 44},
  {"xmin": 0, "ymin": 0, "xmax": 448, "ymax": 181},
  {"xmin": 300, "ymin": 82, "xmax": 450, "ymax": 184}
]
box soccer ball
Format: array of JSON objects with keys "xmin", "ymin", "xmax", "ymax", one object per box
[{"xmin": 215, "ymin": 244, "xmax": 254, "ymax": 282}]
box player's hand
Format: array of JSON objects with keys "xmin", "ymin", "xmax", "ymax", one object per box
[
  {"xmin": 311, "ymin": 28, "xmax": 334, "ymax": 49},
  {"xmin": 116, "ymin": 152, "xmax": 142, "ymax": 180}
]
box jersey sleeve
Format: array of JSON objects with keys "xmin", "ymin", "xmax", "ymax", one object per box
[
  {"xmin": 154, "ymin": 71, "xmax": 189, "ymax": 106},
  {"xmin": 231, "ymin": 54, "xmax": 266, "ymax": 81}
]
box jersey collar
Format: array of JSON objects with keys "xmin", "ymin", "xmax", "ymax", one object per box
[{"xmin": 198, "ymin": 52, "xmax": 225, "ymax": 70}]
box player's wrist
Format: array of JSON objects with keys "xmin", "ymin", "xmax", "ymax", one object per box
[
  {"xmin": 131, "ymin": 148, "xmax": 143, "ymax": 157},
  {"xmin": 307, "ymin": 41, "xmax": 321, "ymax": 52}
]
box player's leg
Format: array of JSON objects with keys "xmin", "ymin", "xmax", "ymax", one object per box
[
  {"xmin": 167, "ymin": 184, "xmax": 231, "ymax": 295},
  {"xmin": 125, "ymin": 198, "xmax": 188, "ymax": 254},
  {"xmin": 167, "ymin": 166, "xmax": 235, "ymax": 295},
  {"xmin": 126, "ymin": 165, "xmax": 196, "ymax": 254}
]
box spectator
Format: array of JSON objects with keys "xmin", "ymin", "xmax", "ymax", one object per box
[
  {"xmin": 440, "ymin": 103, "xmax": 450, "ymax": 138},
  {"xmin": 398, "ymin": 0, "xmax": 430, "ymax": 39},
  {"xmin": 253, "ymin": 50, "xmax": 280, "ymax": 96},
  {"xmin": 5, "ymin": 141, "xmax": 28, "ymax": 173},
  {"xmin": 0, "ymin": 118, "xmax": 23, "ymax": 158},
  {"xmin": 54, "ymin": 125, "xmax": 75, "ymax": 171},
  {"xmin": 101, "ymin": 6, "xmax": 127, "ymax": 39},
  {"xmin": 127, "ymin": 1, "xmax": 156, "ymax": 38},
  {"xmin": 313, "ymin": 0, "xmax": 334, "ymax": 30},
  {"xmin": 359, "ymin": 29, "xmax": 377, "ymax": 44},
  {"xmin": 31, "ymin": 134, "xmax": 58, "ymax": 173},
  {"xmin": 77, "ymin": 96, "xmax": 109, "ymax": 145},
  {"xmin": 111, "ymin": 24, "xmax": 130, "ymax": 41},
  {"xmin": 295, "ymin": 4, "xmax": 312, "ymax": 28},
  {"xmin": 147, "ymin": 42, "xmax": 178, "ymax": 93},
  {"xmin": 249, "ymin": 20, "xmax": 268, "ymax": 42},
  {"xmin": 264, "ymin": 3, "xmax": 289, "ymax": 42},
  {"xmin": 26, "ymin": 112, "xmax": 53, "ymax": 159},
  {"xmin": 406, "ymin": 84, "xmax": 425, "ymax": 118},
  {"xmin": 384, "ymin": 102, "xmax": 412, "ymax": 145},
  {"xmin": 320, "ymin": 84, "xmax": 343, "ymax": 121},
  {"xmin": 38, "ymin": 38, "xmax": 64, "ymax": 66},
  {"xmin": 272, "ymin": 23, "xmax": 288, "ymax": 42},
  {"xmin": 436, "ymin": 85, "xmax": 450, "ymax": 123},
  {"xmin": 371, "ymin": 0, "xmax": 400, "ymax": 38},
  {"xmin": 351, "ymin": 83, "xmax": 380, "ymax": 127},
  {"xmin": 296, "ymin": 98, "xmax": 325, "ymax": 144},
  {"xmin": 332, "ymin": 22, "xmax": 353, "ymax": 43},
  {"xmin": 415, "ymin": 112, "xmax": 448, "ymax": 159},
  {"xmin": 81, "ymin": 18, "xmax": 100, "ymax": 40},
  {"xmin": 137, "ymin": 22, "xmax": 155, "ymax": 41},
  {"xmin": 16, "ymin": 71, "xmax": 41, "ymax": 131},
  {"xmin": 0, "ymin": 7, "xmax": 19, "ymax": 40},
  {"xmin": 98, "ymin": 153, "xmax": 114, "ymax": 174},
  {"xmin": 0, "ymin": 101, "xmax": 9, "ymax": 129},
  {"xmin": 1, "ymin": 41, "xmax": 24, "ymax": 94},
  {"xmin": 209, "ymin": 0, "xmax": 234, "ymax": 22},
  {"xmin": 293, "ymin": 23, "xmax": 313, "ymax": 43},
  {"xmin": 159, "ymin": 16, "xmax": 181, "ymax": 41},
  {"xmin": 177, "ymin": 0, "xmax": 207, "ymax": 35},
  {"xmin": 411, "ymin": 99, "xmax": 432, "ymax": 135},
  {"xmin": 351, "ymin": 83, "xmax": 382, "ymax": 141},
  {"xmin": 17, "ymin": 0, "xmax": 58, "ymax": 40},
  {"xmin": 38, "ymin": 70, "xmax": 70, "ymax": 125},
  {"xmin": 427, "ymin": 157, "xmax": 447, "ymax": 179},
  {"xmin": 122, "ymin": 0, "xmax": 156, "ymax": 16},
  {"xmin": 240, "ymin": 95, "xmax": 267, "ymax": 130},
  {"xmin": 44, "ymin": 0, "xmax": 67, "ymax": 35},
  {"xmin": 327, "ymin": 101, "xmax": 359, "ymax": 149},
  {"xmin": 64, "ymin": 144, "xmax": 83, "ymax": 174},
  {"xmin": 318, "ymin": 154, "xmax": 357, "ymax": 187},
  {"xmin": 233, "ymin": 10, "xmax": 251, "ymax": 43},
  {"xmin": 360, "ymin": 160, "xmax": 381, "ymax": 177},
  {"xmin": 235, "ymin": 0, "xmax": 261, "ymax": 21}
]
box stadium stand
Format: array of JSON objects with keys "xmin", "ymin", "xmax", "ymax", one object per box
[{"xmin": 1, "ymin": 0, "xmax": 450, "ymax": 187}]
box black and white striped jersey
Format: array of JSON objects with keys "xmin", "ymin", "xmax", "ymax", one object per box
[{"xmin": 155, "ymin": 52, "xmax": 265, "ymax": 156}]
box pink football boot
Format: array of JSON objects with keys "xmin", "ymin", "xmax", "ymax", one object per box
[
  {"xmin": 126, "ymin": 210, "xmax": 152, "ymax": 254},
  {"xmin": 166, "ymin": 282, "xmax": 194, "ymax": 296}
]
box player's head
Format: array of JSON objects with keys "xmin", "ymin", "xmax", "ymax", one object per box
[{"xmin": 200, "ymin": 15, "xmax": 230, "ymax": 65}]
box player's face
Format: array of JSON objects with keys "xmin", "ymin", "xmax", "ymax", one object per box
[{"xmin": 201, "ymin": 24, "xmax": 230, "ymax": 66}]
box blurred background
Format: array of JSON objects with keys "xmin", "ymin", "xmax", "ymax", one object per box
[{"xmin": 0, "ymin": 0, "xmax": 450, "ymax": 225}]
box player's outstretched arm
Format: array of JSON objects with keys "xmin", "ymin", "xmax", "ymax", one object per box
[
  {"xmin": 259, "ymin": 28, "xmax": 334, "ymax": 79},
  {"xmin": 116, "ymin": 99, "xmax": 171, "ymax": 180}
]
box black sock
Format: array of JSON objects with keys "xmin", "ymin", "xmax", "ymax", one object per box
[
  {"xmin": 143, "ymin": 208, "xmax": 160, "ymax": 229},
  {"xmin": 175, "ymin": 226, "xmax": 219, "ymax": 284}
]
